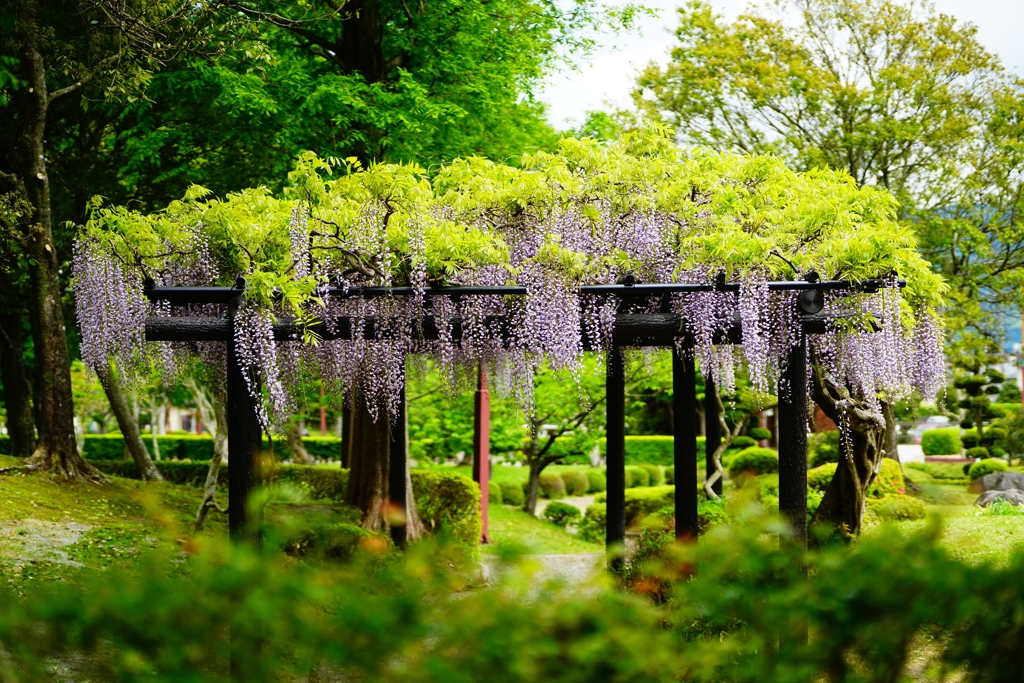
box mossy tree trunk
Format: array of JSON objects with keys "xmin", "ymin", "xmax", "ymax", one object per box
[
  {"xmin": 810, "ymin": 365, "xmax": 886, "ymax": 541},
  {"xmin": 345, "ymin": 385, "xmax": 423, "ymax": 537}
]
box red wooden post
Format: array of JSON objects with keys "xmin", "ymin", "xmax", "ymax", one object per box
[
  {"xmin": 319, "ymin": 382, "xmax": 327, "ymax": 436},
  {"xmin": 472, "ymin": 362, "xmax": 491, "ymax": 543}
]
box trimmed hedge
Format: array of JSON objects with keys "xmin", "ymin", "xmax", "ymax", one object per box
[
  {"xmin": 869, "ymin": 458, "xmax": 906, "ymax": 497},
  {"xmin": 731, "ymin": 435, "xmax": 758, "ymax": 450},
  {"xmin": 543, "ymin": 501, "xmax": 581, "ymax": 527},
  {"xmin": 728, "ymin": 447, "xmax": 779, "ymax": 478},
  {"xmin": 624, "ymin": 466, "xmax": 650, "ymax": 488},
  {"xmin": 665, "ymin": 466, "xmax": 674, "ymax": 485},
  {"xmin": 488, "ymin": 480, "xmax": 503, "ymax": 504},
  {"xmin": 595, "ymin": 486, "xmax": 676, "ymax": 527},
  {"xmin": 968, "ymin": 458, "xmax": 1008, "ymax": 481},
  {"xmin": 807, "ymin": 463, "xmax": 837, "ymax": 492},
  {"xmin": 598, "ymin": 435, "xmax": 707, "ymax": 467},
  {"xmin": 579, "ymin": 503, "xmax": 606, "ymax": 543},
  {"xmin": 921, "ymin": 428, "xmax": 962, "ymax": 456},
  {"xmin": 584, "ymin": 470, "xmax": 606, "ymax": 494},
  {"xmin": 867, "ymin": 494, "xmax": 927, "ymax": 521},
  {"xmin": 91, "ymin": 460, "xmax": 481, "ymax": 546},
  {"xmin": 76, "ymin": 434, "xmax": 343, "ymax": 462},
  {"xmin": 966, "ymin": 447, "xmax": 991, "ymax": 460},
  {"xmin": 560, "ymin": 470, "xmax": 590, "ymax": 496},
  {"xmin": 499, "ymin": 481, "xmax": 525, "ymax": 507},
  {"xmin": 539, "ymin": 472, "xmax": 566, "ymax": 499},
  {"xmin": 747, "ymin": 427, "xmax": 771, "ymax": 441},
  {"xmin": 641, "ymin": 464, "xmax": 664, "ymax": 486}
]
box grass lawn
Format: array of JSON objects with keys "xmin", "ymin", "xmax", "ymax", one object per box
[
  {"xmin": 484, "ymin": 504, "xmax": 603, "ymax": 554},
  {"xmin": 488, "ymin": 463, "xmax": 605, "ymax": 486}
]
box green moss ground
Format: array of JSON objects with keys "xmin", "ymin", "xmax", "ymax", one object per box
[{"xmin": 484, "ymin": 504, "xmax": 603, "ymax": 554}]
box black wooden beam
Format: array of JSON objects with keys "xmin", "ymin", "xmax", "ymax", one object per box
[
  {"xmin": 605, "ymin": 348, "xmax": 626, "ymax": 571},
  {"xmin": 778, "ymin": 336, "xmax": 809, "ymax": 547},
  {"xmin": 673, "ymin": 345, "xmax": 700, "ymax": 541}
]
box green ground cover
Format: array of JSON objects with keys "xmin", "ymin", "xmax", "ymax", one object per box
[{"xmin": 484, "ymin": 504, "xmax": 603, "ymax": 554}]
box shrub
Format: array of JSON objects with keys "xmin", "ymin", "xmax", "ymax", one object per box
[
  {"xmin": 990, "ymin": 446, "xmax": 1007, "ymax": 458},
  {"xmin": 921, "ymin": 428, "xmax": 962, "ymax": 456},
  {"xmin": 488, "ymin": 480, "xmax": 502, "ymax": 504},
  {"xmin": 91, "ymin": 459, "xmax": 216, "ymax": 486},
  {"xmin": 624, "ymin": 486, "xmax": 675, "ymax": 527},
  {"xmin": 808, "ymin": 430, "xmax": 841, "ymax": 467},
  {"xmin": 578, "ymin": 503, "xmax": 606, "ymax": 543},
  {"xmin": 906, "ymin": 461, "xmax": 970, "ymax": 481},
  {"xmin": 584, "ymin": 470, "xmax": 606, "ymax": 493},
  {"xmin": 961, "ymin": 429, "xmax": 980, "ymax": 449},
  {"xmin": 641, "ymin": 464, "xmax": 664, "ymax": 486},
  {"xmin": 748, "ymin": 427, "xmax": 772, "ymax": 441},
  {"xmin": 968, "ymin": 458, "xmax": 1008, "ymax": 481},
  {"xmin": 868, "ymin": 459, "xmax": 906, "ymax": 498},
  {"xmin": 728, "ymin": 447, "xmax": 779, "ymax": 479},
  {"xmin": 284, "ymin": 522, "xmax": 393, "ymax": 562},
  {"xmin": 275, "ymin": 464, "xmax": 350, "ymax": 500},
  {"xmin": 499, "ymin": 481, "xmax": 526, "ymax": 507},
  {"xmin": 560, "ymin": 470, "xmax": 591, "ymax": 496},
  {"xmin": 807, "ymin": 463, "xmax": 838, "ymax": 492},
  {"xmin": 966, "ymin": 447, "xmax": 991, "ymax": 460},
  {"xmin": 977, "ymin": 498, "xmax": 1024, "ymax": 516},
  {"xmin": 597, "ymin": 436, "xmax": 706, "ymax": 466},
  {"xmin": 539, "ymin": 472, "xmax": 567, "ymax": 499},
  {"xmin": 664, "ymin": 466, "xmax": 674, "ymax": 485},
  {"xmin": 731, "ymin": 435, "xmax": 758, "ymax": 450},
  {"xmin": 543, "ymin": 501, "xmax": 582, "ymax": 527},
  {"xmin": 867, "ymin": 495, "xmax": 927, "ymax": 521},
  {"xmin": 625, "ymin": 466, "xmax": 650, "ymax": 488},
  {"xmin": 409, "ymin": 469, "xmax": 482, "ymax": 546}
]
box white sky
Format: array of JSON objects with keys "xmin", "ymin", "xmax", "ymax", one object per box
[{"xmin": 539, "ymin": 0, "xmax": 1024, "ymax": 129}]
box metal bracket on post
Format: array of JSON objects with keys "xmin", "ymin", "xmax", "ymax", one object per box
[
  {"xmin": 388, "ymin": 369, "xmax": 409, "ymax": 550},
  {"xmin": 673, "ymin": 345, "xmax": 700, "ymax": 542},
  {"xmin": 605, "ymin": 347, "xmax": 626, "ymax": 571}
]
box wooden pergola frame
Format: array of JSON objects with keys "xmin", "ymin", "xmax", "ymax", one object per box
[{"xmin": 143, "ymin": 276, "xmax": 894, "ymax": 550}]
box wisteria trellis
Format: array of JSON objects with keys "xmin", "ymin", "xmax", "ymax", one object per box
[{"xmin": 74, "ymin": 129, "xmax": 947, "ymax": 431}]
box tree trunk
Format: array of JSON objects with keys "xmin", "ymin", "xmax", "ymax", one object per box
[
  {"xmin": 810, "ymin": 366, "xmax": 886, "ymax": 540},
  {"xmin": 882, "ymin": 401, "xmax": 899, "ymax": 462},
  {"xmin": 96, "ymin": 362, "xmax": 162, "ymax": 481},
  {"xmin": 195, "ymin": 387, "xmax": 228, "ymax": 531},
  {"xmin": 345, "ymin": 387, "xmax": 423, "ymax": 537},
  {"xmin": 523, "ymin": 459, "xmax": 543, "ymax": 515},
  {"xmin": 4, "ymin": 0, "xmax": 102, "ymax": 482},
  {"xmin": 287, "ymin": 420, "xmax": 315, "ymax": 464},
  {"xmin": 0, "ymin": 308, "xmax": 36, "ymax": 456},
  {"xmin": 149, "ymin": 395, "xmax": 162, "ymax": 460}
]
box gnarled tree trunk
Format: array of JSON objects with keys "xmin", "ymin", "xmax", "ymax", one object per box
[
  {"xmin": 96, "ymin": 362, "xmax": 162, "ymax": 481},
  {"xmin": 192, "ymin": 384, "xmax": 228, "ymax": 532},
  {"xmin": 345, "ymin": 386, "xmax": 422, "ymax": 537},
  {"xmin": 810, "ymin": 366, "xmax": 886, "ymax": 540},
  {"xmin": 287, "ymin": 420, "xmax": 315, "ymax": 464}
]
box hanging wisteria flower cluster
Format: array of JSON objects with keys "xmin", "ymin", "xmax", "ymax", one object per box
[{"xmin": 74, "ymin": 130, "xmax": 948, "ymax": 430}]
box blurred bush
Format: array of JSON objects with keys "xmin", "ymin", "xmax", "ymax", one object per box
[
  {"xmin": 542, "ymin": 501, "xmax": 581, "ymax": 527},
  {"xmin": 808, "ymin": 430, "xmax": 841, "ymax": 467},
  {"xmin": 921, "ymin": 427, "xmax": 962, "ymax": 455},
  {"xmin": 867, "ymin": 495, "xmax": 927, "ymax": 521},
  {"xmin": 488, "ymin": 481, "xmax": 503, "ymax": 504},
  {"xmin": 539, "ymin": 472, "xmax": 566, "ymax": 499},
  {"xmin": 968, "ymin": 458, "xmax": 1008, "ymax": 481},
  {"xmin": 728, "ymin": 447, "xmax": 779, "ymax": 479},
  {"xmin": 597, "ymin": 435, "xmax": 706, "ymax": 467},
  {"xmin": 584, "ymin": 470, "xmax": 606, "ymax": 493},
  {"xmin": 499, "ymin": 481, "xmax": 526, "ymax": 507},
  {"xmin": 625, "ymin": 466, "xmax": 650, "ymax": 488},
  {"xmin": 559, "ymin": 470, "xmax": 590, "ymax": 496}
]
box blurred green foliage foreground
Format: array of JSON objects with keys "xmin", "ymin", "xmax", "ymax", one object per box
[{"xmin": 1, "ymin": 510, "xmax": 1022, "ymax": 683}]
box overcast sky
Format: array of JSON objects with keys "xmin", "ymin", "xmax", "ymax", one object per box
[{"xmin": 539, "ymin": 0, "xmax": 1024, "ymax": 129}]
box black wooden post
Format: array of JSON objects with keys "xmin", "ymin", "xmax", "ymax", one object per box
[
  {"xmin": 605, "ymin": 347, "xmax": 626, "ymax": 569},
  {"xmin": 778, "ymin": 335, "xmax": 809, "ymax": 547},
  {"xmin": 673, "ymin": 345, "xmax": 700, "ymax": 541},
  {"xmin": 704, "ymin": 375, "xmax": 722, "ymax": 497},
  {"xmin": 388, "ymin": 376, "xmax": 408, "ymax": 549},
  {"xmin": 226, "ymin": 294, "xmax": 262, "ymax": 543}
]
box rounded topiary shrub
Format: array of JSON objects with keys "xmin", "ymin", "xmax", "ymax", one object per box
[
  {"xmin": 867, "ymin": 494, "xmax": 927, "ymax": 521},
  {"xmin": 499, "ymin": 480, "xmax": 526, "ymax": 507},
  {"xmin": 867, "ymin": 458, "xmax": 906, "ymax": 497},
  {"xmin": 488, "ymin": 480, "xmax": 503, "ymax": 504},
  {"xmin": 990, "ymin": 446, "xmax": 1007, "ymax": 458},
  {"xmin": 807, "ymin": 462, "xmax": 838, "ymax": 492},
  {"xmin": 664, "ymin": 466, "xmax": 675, "ymax": 485},
  {"xmin": 961, "ymin": 429, "xmax": 980, "ymax": 449},
  {"xmin": 728, "ymin": 447, "xmax": 779, "ymax": 479},
  {"xmin": 921, "ymin": 427, "xmax": 962, "ymax": 456},
  {"xmin": 968, "ymin": 458, "xmax": 1008, "ymax": 481},
  {"xmin": 748, "ymin": 427, "xmax": 772, "ymax": 441},
  {"xmin": 578, "ymin": 503, "xmax": 606, "ymax": 543},
  {"xmin": 641, "ymin": 464, "xmax": 664, "ymax": 486},
  {"xmin": 808, "ymin": 430, "xmax": 841, "ymax": 467},
  {"xmin": 543, "ymin": 501, "xmax": 582, "ymax": 527},
  {"xmin": 584, "ymin": 470, "xmax": 606, "ymax": 493},
  {"xmin": 966, "ymin": 446, "xmax": 991, "ymax": 460},
  {"xmin": 625, "ymin": 465, "xmax": 650, "ymax": 488},
  {"xmin": 560, "ymin": 470, "xmax": 590, "ymax": 496},
  {"xmin": 731, "ymin": 435, "xmax": 758, "ymax": 450},
  {"xmin": 539, "ymin": 472, "xmax": 567, "ymax": 499}
]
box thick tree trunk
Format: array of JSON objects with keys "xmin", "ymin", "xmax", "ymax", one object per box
[
  {"xmin": 287, "ymin": 420, "xmax": 315, "ymax": 464},
  {"xmin": 4, "ymin": 0, "xmax": 102, "ymax": 482},
  {"xmin": 882, "ymin": 401, "xmax": 899, "ymax": 462},
  {"xmin": 810, "ymin": 366, "xmax": 886, "ymax": 540},
  {"xmin": 524, "ymin": 459, "xmax": 543, "ymax": 515},
  {"xmin": 195, "ymin": 388, "xmax": 228, "ymax": 531},
  {"xmin": 0, "ymin": 309, "xmax": 36, "ymax": 456},
  {"xmin": 96, "ymin": 362, "xmax": 162, "ymax": 481},
  {"xmin": 345, "ymin": 387, "xmax": 422, "ymax": 537}
]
